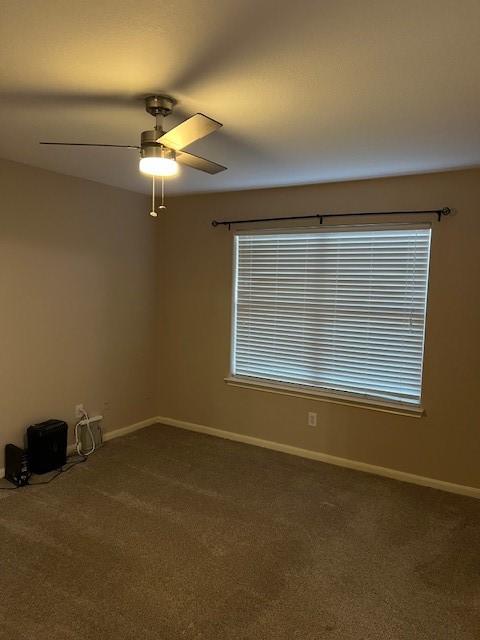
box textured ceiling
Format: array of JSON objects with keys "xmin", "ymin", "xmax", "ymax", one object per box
[{"xmin": 1, "ymin": 0, "xmax": 479, "ymax": 195}]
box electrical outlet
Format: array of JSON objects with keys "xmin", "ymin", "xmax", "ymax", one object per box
[
  {"xmin": 75, "ymin": 404, "xmax": 85, "ymax": 419},
  {"xmin": 308, "ymin": 412, "xmax": 317, "ymax": 427}
]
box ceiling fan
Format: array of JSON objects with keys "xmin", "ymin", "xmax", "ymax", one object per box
[{"xmin": 40, "ymin": 95, "xmax": 226, "ymax": 215}]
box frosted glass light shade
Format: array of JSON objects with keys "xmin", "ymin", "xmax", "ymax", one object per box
[{"xmin": 139, "ymin": 156, "xmax": 178, "ymax": 177}]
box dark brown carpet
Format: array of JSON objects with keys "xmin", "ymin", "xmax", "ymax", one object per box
[{"xmin": 0, "ymin": 424, "xmax": 479, "ymax": 639}]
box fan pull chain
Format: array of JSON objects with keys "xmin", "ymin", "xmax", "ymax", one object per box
[{"xmin": 159, "ymin": 176, "xmax": 167, "ymax": 210}]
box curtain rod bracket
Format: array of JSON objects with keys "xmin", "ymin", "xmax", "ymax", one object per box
[{"xmin": 438, "ymin": 207, "xmax": 452, "ymax": 221}]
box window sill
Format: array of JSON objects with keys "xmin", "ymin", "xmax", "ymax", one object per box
[{"xmin": 224, "ymin": 376, "xmax": 424, "ymax": 418}]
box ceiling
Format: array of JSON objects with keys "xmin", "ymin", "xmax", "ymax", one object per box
[{"xmin": 1, "ymin": 0, "xmax": 479, "ymax": 195}]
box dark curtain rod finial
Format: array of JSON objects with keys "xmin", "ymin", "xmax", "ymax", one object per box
[{"xmin": 211, "ymin": 207, "xmax": 452, "ymax": 229}]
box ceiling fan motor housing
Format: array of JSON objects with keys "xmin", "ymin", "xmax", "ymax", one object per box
[{"xmin": 140, "ymin": 130, "xmax": 176, "ymax": 160}]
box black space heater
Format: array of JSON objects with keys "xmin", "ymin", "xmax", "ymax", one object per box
[{"xmin": 27, "ymin": 419, "xmax": 68, "ymax": 474}]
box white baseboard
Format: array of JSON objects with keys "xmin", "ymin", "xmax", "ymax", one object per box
[
  {"xmin": 156, "ymin": 416, "xmax": 480, "ymax": 499},
  {"xmin": 4, "ymin": 415, "xmax": 478, "ymax": 500},
  {"xmin": 102, "ymin": 416, "xmax": 158, "ymax": 442},
  {"xmin": 1, "ymin": 417, "xmax": 158, "ymax": 480}
]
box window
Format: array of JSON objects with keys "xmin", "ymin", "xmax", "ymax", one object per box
[{"xmin": 230, "ymin": 226, "xmax": 432, "ymax": 407}]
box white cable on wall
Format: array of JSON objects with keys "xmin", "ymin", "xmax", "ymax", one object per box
[{"xmin": 75, "ymin": 407, "xmax": 96, "ymax": 456}]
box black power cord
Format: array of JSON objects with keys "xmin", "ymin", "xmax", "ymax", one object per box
[{"xmin": 0, "ymin": 455, "xmax": 87, "ymax": 491}]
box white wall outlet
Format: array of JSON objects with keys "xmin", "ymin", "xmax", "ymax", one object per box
[
  {"xmin": 75, "ymin": 404, "xmax": 85, "ymax": 419},
  {"xmin": 308, "ymin": 412, "xmax": 317, "ymax": 427}
]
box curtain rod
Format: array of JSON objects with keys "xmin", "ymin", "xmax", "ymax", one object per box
[{"xmin": 211, "ymin": 207, "xmax": 452, "ymax": 229}]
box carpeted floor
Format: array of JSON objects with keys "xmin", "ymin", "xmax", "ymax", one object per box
[{"xmin": 0, "ymin": 424, "xmax": 479, "ymax": 639}]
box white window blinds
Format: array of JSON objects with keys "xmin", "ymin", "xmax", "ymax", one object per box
[{"xmin": 232, "ymin": 226, "xmax": 431, "ymax": 406}]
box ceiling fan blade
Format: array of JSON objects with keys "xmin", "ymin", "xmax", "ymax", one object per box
[
  {"xmin": 176, "ymin": 151, "xmax": 227, "ymax": 175},
  {"xmin": 157, "ymin": 113, "xmax": 222, "ymax": 151},
  {"xmin": 40, "ymin": 142, "xmax": 139, "ymax": 148}
]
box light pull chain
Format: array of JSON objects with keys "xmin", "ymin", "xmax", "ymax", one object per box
[{"xmin": 150, "ymin": 176, "xmax": 157, "ymax": 217}]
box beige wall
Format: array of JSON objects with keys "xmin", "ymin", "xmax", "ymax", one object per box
[
  {"xmin": 157, "ymin": 168, "xmax": 480, "ymax": 488},
  {"xmin": 2, "ymin": 160, "xmax": 478, "ymax": 488},
  {"xmin": 0, "ymin": 159, "xmax": 157, "ymax": 461}
]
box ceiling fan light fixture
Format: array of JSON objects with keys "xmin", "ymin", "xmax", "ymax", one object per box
[
  {"xmin": 139, "ymin": 156, "xmax": 178, "ymax": 177},
  {"xmin": 139, "ymin": 140, "xmax": 178, "ymax": 177}
]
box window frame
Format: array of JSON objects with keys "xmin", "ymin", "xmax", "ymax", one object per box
[{"xmin": 227, "ymin": 223, "xmax": 432, "ymax": 417}]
